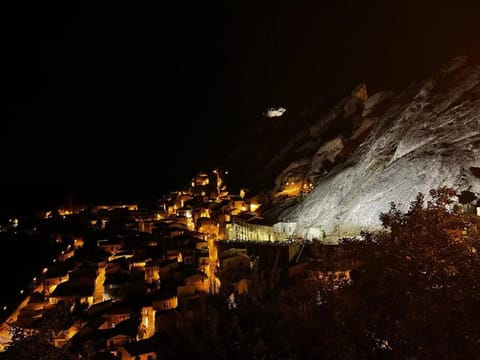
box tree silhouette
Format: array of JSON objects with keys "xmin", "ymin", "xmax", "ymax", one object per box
[{"xmin": 316, "ymin": 187, "xmax": 480, "ymax": 358}]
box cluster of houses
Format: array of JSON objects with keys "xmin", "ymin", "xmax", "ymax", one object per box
[
  {"xmin": 64, "ymin": 169, "xmax": 324, "ymax": 243},
  {"xmin": 1, "ymin": 169, "xmax": 316, "ymax": 358}
]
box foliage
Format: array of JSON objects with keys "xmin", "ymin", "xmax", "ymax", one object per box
[
  {"xmin": 1, "ymin": 302, "xmax": 77, "ymax": 360},
  {"xmin": 319, "ymin": 186, "xmax": 480, "ymax": 358}
]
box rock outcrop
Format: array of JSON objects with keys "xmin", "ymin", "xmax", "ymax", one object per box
[{"xmin": 273, "ymin": 55, "xmax": 480, "ymax": 238}]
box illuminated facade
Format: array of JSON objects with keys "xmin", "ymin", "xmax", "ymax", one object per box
[
  {"xmin": 273, "ymin": 221, "xmax": 298, "ymax": 239},
  {"xmin": 227, "ymin": 213, "xmax": 276, "ymax": 241},
  {"xmin": 138, "ymin": 306, "xmax": 155, "ymax": 340}
]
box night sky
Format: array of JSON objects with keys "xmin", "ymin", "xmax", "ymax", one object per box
[{"xmin": 3, "ymin": 0, "xmax": 480, "ymax": 215}]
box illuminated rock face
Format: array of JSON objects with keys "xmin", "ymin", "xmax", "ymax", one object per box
[
  {"xmin": 280, "ymin": 55, "xmax": 480, "ymax": 237},
  {"xmin": 273, "ymin": 158, "xmax": 311, "ymax": 193}
]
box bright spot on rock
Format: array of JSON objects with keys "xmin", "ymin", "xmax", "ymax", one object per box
[{"xmin": 263, "ymin": 106, "xmax": 286, "ymax": 118}]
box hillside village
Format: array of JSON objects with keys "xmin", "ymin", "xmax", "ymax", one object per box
[{"xmin": 0, "ymin": 168, "xmax": 320, "ymax": 358}]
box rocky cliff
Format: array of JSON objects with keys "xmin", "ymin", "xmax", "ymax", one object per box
[{"xmin": 264, "ymin": 55, "xmax": 480, "ymax": 238}]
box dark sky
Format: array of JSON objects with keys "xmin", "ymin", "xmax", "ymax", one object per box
[{"xmin": 3, "ymin": 0, "xmax": 480, "ymax": 213}]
